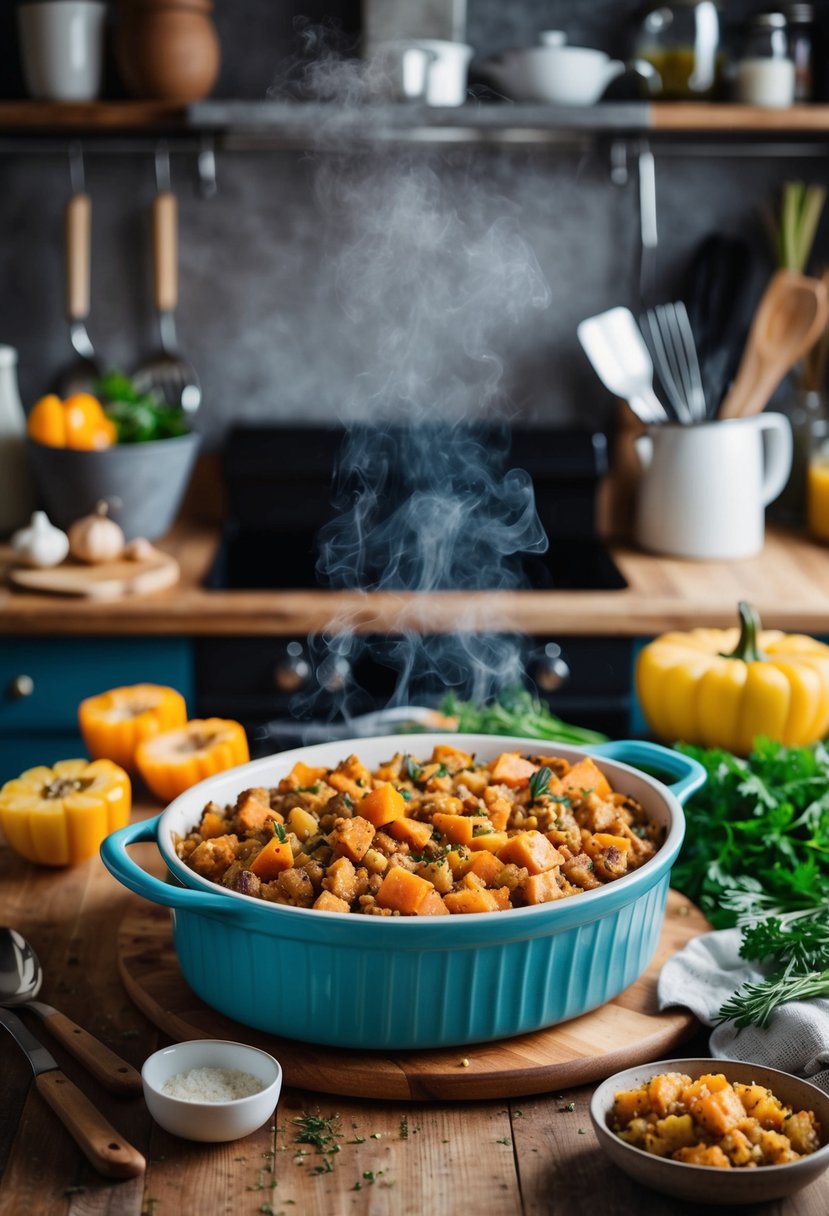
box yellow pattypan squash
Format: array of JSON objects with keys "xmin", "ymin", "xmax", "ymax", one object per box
[
  {"xmin": 0, "ymin": 758, "xmax": 131, "ymax": 866},
  {"xmin": 636, "ymin": 601, "xmax": 829, "ymax": 755}
]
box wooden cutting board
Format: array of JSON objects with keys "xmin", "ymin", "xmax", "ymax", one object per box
[
  {"xmin": 9, "ymin": 550, "xmax": 180, "ymax": 600},
  {"xmin": 118, "ymin": 889, "xmax": 709, "ymax": 1102}
]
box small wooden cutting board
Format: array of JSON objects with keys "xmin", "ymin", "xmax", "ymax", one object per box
[
  {"xmin": 118, "ymin": 889, "xmax": 709, "ymax": 1102},
  {"xmin": 9, "ymin": 551, "xmax": 180, "ymax": 600}
]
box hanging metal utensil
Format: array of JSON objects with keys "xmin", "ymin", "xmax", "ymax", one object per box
[
  {"xmin": 133, "ymin": 144, "xmax": 201, "ymax": 415},
  {"xmin": 577, "ymin": 306, "xmax": 670, "ymax": 426},
  {"xmin": 56, "ymin": 144, "xmax": 103, "ymax": 396}
]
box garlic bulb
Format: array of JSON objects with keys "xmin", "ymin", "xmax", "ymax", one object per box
[
  {"xmin": 68, "ymin": 500, "xmax": 125, "ymax": 564},
  {"xmin": 11, "ymin": 511, "xmax": 70, "ymax": 568}
]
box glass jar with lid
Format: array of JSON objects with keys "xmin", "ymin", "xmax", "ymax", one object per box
[
  {"xmin": 734, "ymin": 13, "xmax": 796, "ymax": 106},
  {"xmin": 634, "ymin": 0, "xmax": 722, "ymax": 100},
  {"xmin": 782, "ymin": 3, "xmax": 816, "ymax": 101}
]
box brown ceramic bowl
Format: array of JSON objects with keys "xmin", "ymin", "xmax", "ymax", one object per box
[{"xmin": 590, "ymin": 1058, "xmax": 829, "ymax": 1206}]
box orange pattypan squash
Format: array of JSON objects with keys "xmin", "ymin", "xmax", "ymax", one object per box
[
  {"xmin": 27, "ymin": 394, "xmax": 67, "ymax": 447},
  {"xmin": 79, "ymin": 684, "xmax": 188, "ymax": 772},
  {"xmin": 0, "ymin": 758, "xmax": 131, "ymax": 866},
  {"xmin": 136, "ymin": 719, "xmax": 250, "ymax": 804},
  {"xmin": 27, "ymin": 392, "xmax": 115, "ymax": 451}
]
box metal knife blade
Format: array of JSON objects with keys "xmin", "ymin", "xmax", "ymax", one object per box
[{"xmin": 0, "ymin": 1005, "xmax": 58, "ymax": 1075}]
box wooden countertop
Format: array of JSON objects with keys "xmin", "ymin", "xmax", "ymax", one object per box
[
  {"xmin": 1, "ymin": 801, "xmax": 826, "ymax": 1216},
  {"xmin": 2, "ymin": 521, "xmax": 829, "ymax": 637}
]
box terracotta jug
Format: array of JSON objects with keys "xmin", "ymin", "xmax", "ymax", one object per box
[{"xmin": 116, "ymin": 0, "xmax": 220, "ymax": 103}]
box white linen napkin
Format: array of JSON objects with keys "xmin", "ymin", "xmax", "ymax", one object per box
[{"xmin": 658, "ymin": 928, "xmax": 829, "ymax": 1095}]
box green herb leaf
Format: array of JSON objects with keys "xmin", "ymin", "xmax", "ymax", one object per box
[{"xmin": 529, "ymin": 766, "xmax": 552, "ymax": 802}]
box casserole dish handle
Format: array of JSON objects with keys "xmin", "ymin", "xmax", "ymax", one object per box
[
  {"xmin": 100, "ymin": 816, "xmax": 243, "ymax": 916},
  {"xmin": 591, "ymin": 740, "xmax": 706, "ymax": 804}
]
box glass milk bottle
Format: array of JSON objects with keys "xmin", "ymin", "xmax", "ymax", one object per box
[
  {"xmin": 734, "ymin": 13, "xmax": 796, "ymax": 106},
  {"xmin": 0, "ymin": 346, "xmax": 34, "ymax": 536}
]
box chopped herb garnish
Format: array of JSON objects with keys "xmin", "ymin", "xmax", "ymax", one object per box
[
  {"xmin": 274, "ymin": 822, "xmax": 287, "ymax": 843},
  {"xmin": 472, "ymin": 825, "xmax": 493, "ymax": 837},
  {"xmin": 529, "ymin": 766, "xmax": 552, "ymax": 803},
  {"xmin": 404, "ymin": 755, "xmax": 424, "ymax": 783},
  {"xmin": 399, "ymin": 1116, "xmax": 409, "ymax": 1139},
  {"xmin": 296, "ymin": 784, "xmax": 320, "ymax": 794}
]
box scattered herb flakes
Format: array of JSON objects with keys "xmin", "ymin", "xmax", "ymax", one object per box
[
  {"xmin": 348, "ymin": 1135, "xmax": 366, "ymax": 1144},
  {"xmin": 578, "ymin": 1128, "xmax": 587, "ymax": 1135},
  {"xmin": 370, "ymin": 1132, "xmax": 382, "ymax": 1140},
  {"xmin": 496, "ymin": 1137, "xmax": 510, "ymax": 1145},
  {"xmin": 353, "ymin": 1182, "xmax": 362, "ymax": 1192},
  {"xmin": 290, "ymin": 1112, "xmax": 342, "ymax": 1174},
  {"xmin": 142, "ymin": 1201, "xmax": 160, "ymax": 1216},
  {"xmin": 460, "ymin": 1057, "xmax": 470, "ymax": 1068},
  {"xmin": 399, "ymin": 1116, "xmax": 409, "ymax": 1140},
  {"xmin": 558, "ymin": 1102, "xmax": 575, "ymax": 1113}
]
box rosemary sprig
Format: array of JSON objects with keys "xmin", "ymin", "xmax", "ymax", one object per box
[
  {"xmin": 717, "ymin": 968, "xmax": 829, "ymax": 1029},
  {"xmin": 529, "ymin": 766, "xmax": 552, "ymax": 803}
]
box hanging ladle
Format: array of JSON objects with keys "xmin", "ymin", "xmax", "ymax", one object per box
[{"xmin": 0, "ymin": 927, "xmax": 142, "ymax": 1095}]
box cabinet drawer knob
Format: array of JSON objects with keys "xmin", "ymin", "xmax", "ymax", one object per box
[{"xmin": 8, "ymin": 675, "xmax": 34, "ymax": 699}]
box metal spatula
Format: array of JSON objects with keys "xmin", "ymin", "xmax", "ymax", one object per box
[
  {"xmin": 133, "ymin": 148, "xmax": 201, "ymax": 415},
  {"xmin": 577, "ymin": 306, "xmax": 669, "ymax": 426}
]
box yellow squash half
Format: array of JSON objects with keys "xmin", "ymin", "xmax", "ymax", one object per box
[
  {"xmin": 636, "ymin": 601, "xmax": 829, "ymax": 754},
  {"xmin": 0, "ymin": 758, "xmax": 131, "ymax": 866}
]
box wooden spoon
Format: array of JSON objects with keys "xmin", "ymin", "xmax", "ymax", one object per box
[{"xmin": 718, "ymin": 269, "xmax": 829, "ymax": 419}]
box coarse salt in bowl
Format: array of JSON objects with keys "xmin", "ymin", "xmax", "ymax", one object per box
[{"xmin": 141, "ymin": 1039, "xmax": 282, "ymax": 1142}]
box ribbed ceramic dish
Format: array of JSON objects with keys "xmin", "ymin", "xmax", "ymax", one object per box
[{"xmin": 101, "ymin": 735, "xmax": 705, "ymax": 1050}]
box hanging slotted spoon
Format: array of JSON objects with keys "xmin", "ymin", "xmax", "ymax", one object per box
[{"xmin": 133, "ymin": 146, "xmax": 201, "ymax": 414}]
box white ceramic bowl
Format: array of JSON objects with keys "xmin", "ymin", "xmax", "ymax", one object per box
[
  {"xmin": 142, "ymin": 1040, "xmax": 282, "ymax": 1142},
  {"xmin": 590, "ymin": 1058, "xmax": 829, "ymax": 1205}
]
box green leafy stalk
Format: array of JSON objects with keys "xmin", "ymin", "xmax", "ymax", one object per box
[
  {"xmin": 774, "ymin": 181, "xmax": 827, "ymax": 272},
  {"xmin": 439, "ymin": 687, "xmax": 606, "ymax": 747},
  {"xmin": 717, "ymin": 968, "xmax": 829, "ymax": 1029}
]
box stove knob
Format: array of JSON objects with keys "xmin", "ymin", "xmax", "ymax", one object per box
[
  {"xmin": 273, "ymin": 641, "xmax": 311, "ymax": 693},
  {"xmin": 533, "ymin": 643, "xmax": 570, "ymax": 693},
  {"xmin": 317, "ymin": 655, "xmax": 352, "ymax": 693}
]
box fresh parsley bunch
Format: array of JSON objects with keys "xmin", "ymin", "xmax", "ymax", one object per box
[{"xmin": 672, "ymin": 738, "xmax": 829, "ymax": 1028}]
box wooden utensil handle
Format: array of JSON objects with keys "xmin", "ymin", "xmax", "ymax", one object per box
[
  {"xmin": 65, "ymin": 192, "xmax": 91, "ymax": 322},
  {"xmin": 35, "ymin": 1071, "xmax": 145, "ymax": 1179},
  {"xmin": 153, "ymin": 191, "xmax": 178, "ymax": 313},
  {"xmin": 39, "ymin": 1009, "xmax": 143, "ymax": 1095}
]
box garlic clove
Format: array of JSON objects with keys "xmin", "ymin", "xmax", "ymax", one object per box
[
  {"xmin": 68, "ymin": 500, "xmax": 126, "ymax": 564},
  {"xmin": 11, "ymin": 510, "xmax": 70, "ymax": 569},
  {"xmin": 123, "ymin": 537, "xmax": 157, "ymax": 562}
]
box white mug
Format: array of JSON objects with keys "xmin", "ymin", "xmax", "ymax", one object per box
[
  {"xmin": 17, "ymin": 1, "xmax": 106, "ymax": 101},
  {"xmin": 634, "ymin": 414, "xmax": 792, "ymax": 560}
]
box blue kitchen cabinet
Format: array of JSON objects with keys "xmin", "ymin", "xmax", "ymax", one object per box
[{"xmin": 0, "ymin": 638, "xmax": 194, "ymax": 782}]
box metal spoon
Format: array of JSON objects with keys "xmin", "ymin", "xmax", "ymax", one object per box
[{"xmin": 0, "ymin": 928, "xmax": 142, "ymax": 1096}]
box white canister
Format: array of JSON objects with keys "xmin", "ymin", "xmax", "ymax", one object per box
[
  {"xmin": 733, "ymin": 12, "xmax": 795, "ymax": 107},
  {"xmin": 415, "ymin": 39, "xmax": 473, "ymax": 106},
  {"xmin": 634, "ymin": 414, "xmax": 793, "ymax": 560},
  {"xmin": 0, "ymin": 347, "xmax": 35, "ymax": 537},
  {"xmin": 17, "ymin": 1, "xmax": 106, "ymax": 102}
]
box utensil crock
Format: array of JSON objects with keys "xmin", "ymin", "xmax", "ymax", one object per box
[{"xmin": 101, "ymin": 735, "xmax": 704, "ymax": 1050}]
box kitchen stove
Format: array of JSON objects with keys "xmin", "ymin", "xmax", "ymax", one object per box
[{"xmin": 198, "ymin": 424, "xmax": 633, "ymax": 748}]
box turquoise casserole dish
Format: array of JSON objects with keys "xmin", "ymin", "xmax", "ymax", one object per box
[{"xmin": 101, "ymin": 734, "xmax": 704, "ymax": 1050}]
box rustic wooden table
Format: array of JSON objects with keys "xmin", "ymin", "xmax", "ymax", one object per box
[{"xmin": 1, "ymin": 802, "xmax": 827, "ymax": 1216}]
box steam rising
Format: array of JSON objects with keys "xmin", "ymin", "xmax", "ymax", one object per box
[{"xmin": 271, "ymin": 39, "xmax": 555, "ymax": 727}]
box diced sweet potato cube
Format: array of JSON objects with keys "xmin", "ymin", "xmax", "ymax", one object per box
[
  {"xmin": 592, "ymin": 831, "xmax": 631, "ymax": 854},
  {"xmin": 487, "ymin": 799, "xmax": 511, "ymax": 831},
  {"xmin": 674, "ymin": 1144, "xmax": 731, "ymax": 1168},
  {"xmin": 521, "ymin": 871, "xmax": 564, "ymax": 905},
  {"xmin": 613, "ymin": 1088, "xmax": 652, "ymax": 1124},
  {"xmin": 430, "ymin": 744, "xmax": 474, "ymax": 770},
  {"xmin": 376, "ymin": 865, "xmax": 435, "ymax": 915},
  {"xmin": 359, "ymin": 782, "xmax": 407, "ymax": 828},
  {"xmin": 388, "ymin": 816, "xmax": 434, "ymax": 850},
  {"xmin": 648, "ymin": 1072, "xmax": 690, "ymax": 1116},
  {"xmin": 313, "ymin": 890, "xmax": 351, "ymax": 914},
  {"xmin": 461, "ymin": 871, "xmax": 486, "ymax": 890},
  {"xmin": 327, "ymin": 755, "xmax": 372, "ymax": 800},
  {"xmin": 467, "ymin": 850, "xmax": 504, "ymax": 885},
  {"xmin": 329, "ymin": 815, "xmax": 376, "ymax": 862},
  {"xmin": 444, "ymin": 887, "xmax": 501, "ymax": 914},
  {"xmin": 432, "ymin": 813, "xmax": 490, "ymax": 846},
  {"xmin": 497, "ymin": 830, "xmax": 564, "ymax": 875},
  {"xmin": 416, "ymin": 888, "xmax": 449, "ymax": 916},
  {"xmin": 490, "ymin": 886, "xmax": 511, "ymax": 910},
  {"xmin": 690, "ymin": 1086, "xmax": 747, "ymax": 1137},
  {"xmin": 468, "ymin": 830, "xmax": 509, "ymax": 854},
  {"xmin": 250, "ymin": 836, "xmax": 294, "ymax": 880},
  {"xmin": 490, "ymin": 752, "xmax": 538, "ymax": 789},
  {"xmin": 734, "ymin": 1083, "xmax": 786, "ymax": 1128},
  {"xmin": 235, "ymin": 791, "xmax": 283, "ymax": 834},
  {"xmin": 281, "ymin": 761, "xmax": 328, "ymax": 790},
  {"xmin": 199, "ymin": 809, "xmax": 228, "ymax": 839},
  {"xmin": 558, "ymin": 757, "xmax": 611, "ymax": 801}
]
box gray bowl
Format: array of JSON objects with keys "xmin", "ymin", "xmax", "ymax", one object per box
[
  {"xmin": 590, "ymin": 1058, "xmax": 829, "ymax": 1206},
  {"xmin": 26, "ymin": 432, "xmax": 200, "ymax": 541}
]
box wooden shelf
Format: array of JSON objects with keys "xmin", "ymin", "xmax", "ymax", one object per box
[
  {"xmin": 0, "ymin": 99, "xmax": 828, "ymax": 145},
  {"xmin": 0, "ymin": 100, "xmax": 187, "ymax": 131}
]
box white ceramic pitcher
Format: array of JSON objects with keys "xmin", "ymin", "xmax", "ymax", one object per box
[{"xmin": 634, "ymin": 414, "xmax": 792, "ymax": 559}]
